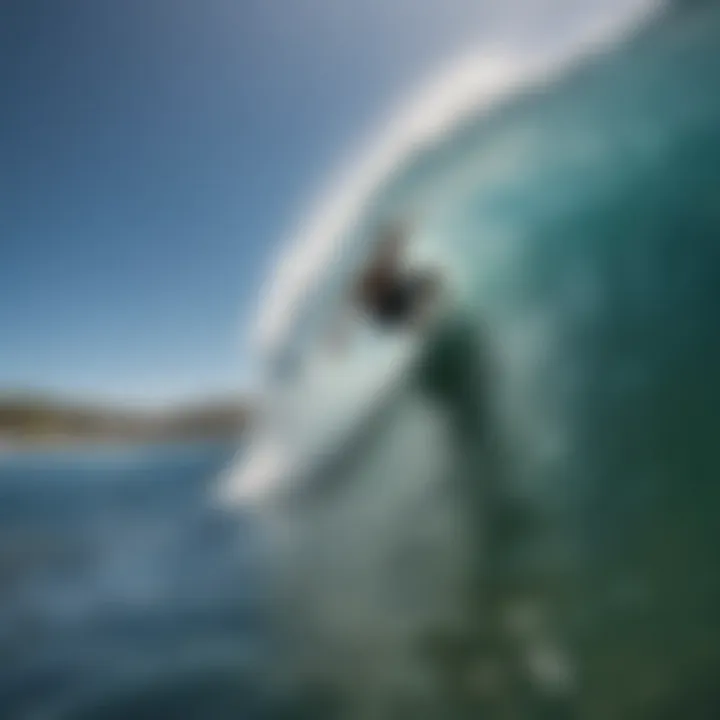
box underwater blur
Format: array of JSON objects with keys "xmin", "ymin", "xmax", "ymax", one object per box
[{"xmin": 225, "ymin": 1, "xmax": 720, "ymax": 717}]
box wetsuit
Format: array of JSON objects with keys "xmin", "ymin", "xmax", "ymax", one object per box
[{"xmin": 363, "ymin": 274, "xmax": 432, "ymax": 328}]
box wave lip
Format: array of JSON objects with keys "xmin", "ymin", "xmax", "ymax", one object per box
[{"xmin": 252, "ymin": 0, "xmax": 659, "ymax": 374}]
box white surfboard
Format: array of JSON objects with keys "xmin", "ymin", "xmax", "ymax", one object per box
[
  {"xmin": 222, "ymin": 220, "xmax": 451, "ymax": 508},
  {"xmin": 228, "ymin": 326, "xmax": 427, "ymax": 506}
]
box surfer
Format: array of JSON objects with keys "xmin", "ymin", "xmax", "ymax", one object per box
[
  {"xmin": 331, "ymin": 221, "xmax": 442, "ymax": 350},
  {"xmin": 355, "ymin": 221, "xmax": 441, "ymax": 329}
]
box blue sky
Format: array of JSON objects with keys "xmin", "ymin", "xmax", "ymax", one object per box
[{"xmin": 0, "ymin": 0, "xmax": 518, "ymax": 405}]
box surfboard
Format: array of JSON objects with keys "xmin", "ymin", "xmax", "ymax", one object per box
[
  {"xmin": 224, "ymin": 222, "xmax": 452, "ymax": 507},
  {"xmin": 230, "ymin": 328, "xmax": 424, "ymax": 505}
]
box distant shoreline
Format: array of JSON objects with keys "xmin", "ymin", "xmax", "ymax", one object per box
[
  {"xmin": 0, "ymin": 434, "xmax": 239, "ymax": 453},
  {"xmin": 0, "ymin": 394, "xmax": 251, "ymax": 450},
  {"xmin": 0, "ymin": 437, "xmax": 238, "ymax": 459}
]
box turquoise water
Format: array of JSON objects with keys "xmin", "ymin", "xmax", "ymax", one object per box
[{"xmin": 234, "ymin": 2, "xmax": 720, "ymax": 717}]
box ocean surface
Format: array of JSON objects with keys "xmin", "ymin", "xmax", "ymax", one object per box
[{"xmin": 0, "ymin": 442, "xmax": 273, "ymax": 720}]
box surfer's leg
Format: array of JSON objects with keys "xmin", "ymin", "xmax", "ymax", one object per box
[
  {"xmin": 418, "ymin": 317, "xmax": 579, "ymax": 717},
  {"xmin": 415, "ymin": 318, "xmax": 512, "ymax": 712}
]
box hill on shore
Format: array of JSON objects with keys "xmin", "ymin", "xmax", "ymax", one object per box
[{"xmin": 0, "ymin": 393, "xmax": 252, "ymax": 447}]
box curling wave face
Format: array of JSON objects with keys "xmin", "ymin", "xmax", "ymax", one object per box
[{"xmin": 223, "ymin": 2, "xmax": 720, "ymax": 717}]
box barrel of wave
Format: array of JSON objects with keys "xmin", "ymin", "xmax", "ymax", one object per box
[{"xmin": 225, "ymin": 3, "xmax": 720, "ymax": 718}]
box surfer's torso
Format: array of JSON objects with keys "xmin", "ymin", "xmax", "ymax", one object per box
[
  {"xmin": 357, "ymin": 272, "xmax": 426, "ymax": 327},
  {"xmin": 355, "ymin": 266, "xmax": 440, "ymax": 331}
]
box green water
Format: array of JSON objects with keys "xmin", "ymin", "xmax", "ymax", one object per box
[{"xmin": 258, "ymin": 3, "xmax": 720, "ymax": 717}]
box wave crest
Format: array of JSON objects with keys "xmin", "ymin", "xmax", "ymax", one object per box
[{"xmin": 252, "ymin": 0, "xmax": 658, "ymax": 373}]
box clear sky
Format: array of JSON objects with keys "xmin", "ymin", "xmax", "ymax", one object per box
[{"xmin": 0, "ymin": 0, "xmax": 600, "ymax": 405}]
